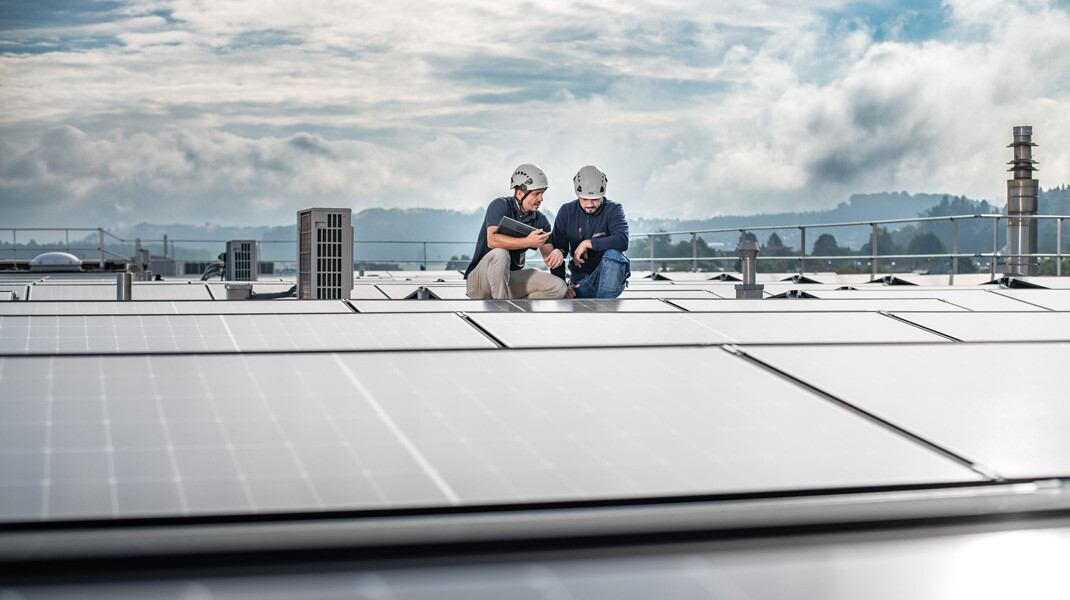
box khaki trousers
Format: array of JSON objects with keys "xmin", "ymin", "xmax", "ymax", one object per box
[{"xmin": 466, "ymin": 248, "xmax": 566, "ymax": 299}]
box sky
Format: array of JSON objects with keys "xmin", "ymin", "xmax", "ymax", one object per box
[{"xmin": 1, "ymin": 0, "xmax": 1069, "ymax": 228}]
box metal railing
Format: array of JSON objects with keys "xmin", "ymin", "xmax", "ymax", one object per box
[
  {"xmin": 630, "ymin": 214, "xmax": 1066, "ymax": 279},
  {"xmin": 3, "ymin": 214, "xmax": 1067, "ymax": 277}
]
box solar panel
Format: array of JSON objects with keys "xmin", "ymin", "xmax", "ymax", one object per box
[
  {"xmin": 25, "ymin": 283, "xmax": 215, "ymax": 301},
  {"xmin": 992, "ymin": 290, "xmax": 1070, "ymax": 311},
  {"xmin": 205, "ymin": 282, "xmax": 297, "ymax": 298},
  {"xmin": 350, "ymin": 285, "xmax": 389, "ymax": 299},
  {"xmin": 467, "ymin": 313, "xmax": 732, "ymax": 347},
  {"xmin": 0, "ymin": 313, "xmax": 497, "ymax": 355},
  {"xmin": 809, "ymin": 289, "xmax": 1047, "ymax": 311},
  {"xmin": 0, "ymin": 347, "xmax": 981, "ymax": 523},
  {"xmin": 349, "ymin": 300, "xmax": 522, "ymax": 313},
  {"xmin": 467, "ymin": 312, "xmax": 949, "ymax": 348},
  {"xmin": 373, "ymin": 284, "xmax": 469, "ymax": 300},
  {"xmin": 421, "ymin": 286, "xmax": 472, "ymax": 299},
  {"xmin": 132, "ymin": 283, "xmax": 213, "ymax": 300},
  {"xmin": 0, "ymin": 300, "xmax": 352, "ymax": 316},
  {"xmin": 888, "ymin": 312, "xmax": 1070, "ymax": 342},
  {"xmin": 619, "ymin": 289, "xmax": 722, "ymax": 299},
  {"xmin": 668, "ymin": 298, "xmax": 968, "ymax": 312},
  {"xmin": 27, "ymin": 284, "xmax": 116, "ymax": 301},
  {"xmin": 508, "ymin": 299, "xmax": 681, "ymax": 312},
  {"xmin": 741, "ymin": 342, "xmax": 1070, "ymax": 479}
]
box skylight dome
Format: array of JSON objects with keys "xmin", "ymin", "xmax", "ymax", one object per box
[{"xmin": 29, "ymin": 251, "xmax": 82, "ymax": 272}]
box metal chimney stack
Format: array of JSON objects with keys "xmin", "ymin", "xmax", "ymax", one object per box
[
  {"xmin": 735, "ymin": 239, "xmax": 764, "ymax": 299},
  {"xmin": 1006, "ymin": 126, "xmax": 1039, "ymax": 276}
]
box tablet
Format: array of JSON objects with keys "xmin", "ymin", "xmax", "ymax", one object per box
[{"xmin": 496, "ymin": 216, "xmax": 537, "ymax": 238}]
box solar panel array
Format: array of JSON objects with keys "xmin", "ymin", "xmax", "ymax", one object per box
[{"xmin": 2, "ymin": 269, "xmax": 1070, "ymax": 597}]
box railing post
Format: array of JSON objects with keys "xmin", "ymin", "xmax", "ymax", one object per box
[
  {"xmin": 991, "ymin": 217, "xmax": 999, "ymax": 277},
  {"xmin": 799, "ymin": 227, "xmax": 806, "ymax": 274},
  {"xmin": 12, "ymin": 230, "xmax": 16, "ymax": 262},
  {"xmin": 951, "ymin": 218, "xmax": 958, "ymax": 285},
  {"xmin": 1058, "ymin": 218, "xmax": 1064, "ymax": 277},
  {"xmin": 422, "ymin": 242, "xmax": 427, "ymax": 270},
  {"xmin": 691, "ymin": 232, "xmax": 697, "ymax": 272},
  {"xmin": 649, "ymin": 234, "xmax": 654, "ymax": 273},
  {"xmin": 99, "ymin": 228, "xmax": 105, "ymax": 271},
  {"xmin": 871, "ymin": 223, "xmax": 878, "ymax": 279},
  {"xmin": 163, "ymin": 234, "xmax": 168, "ymax": 259}
]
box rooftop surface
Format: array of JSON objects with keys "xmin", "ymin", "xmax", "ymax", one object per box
[{"xmin": 2, "ymin": 269, "xmax": 1069, "ymax": 598}]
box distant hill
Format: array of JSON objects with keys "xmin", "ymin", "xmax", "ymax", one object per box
[{"xmin": 44, "ymin": 187, "xmax": 1068, "ymax": 263}]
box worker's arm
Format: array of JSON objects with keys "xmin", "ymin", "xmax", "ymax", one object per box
[
  {"xmin": 540, "ymin": 243, "xmax": 564, "ymax": 269},
  {"xmin": 590, "ymin": 203, "xmax": 630, "ymax": 252},
  {"xmin": 550, "ymin": 209, "xmax": 570, "ymax": 280},
  {"xmin": 487, "ymin": 226, "xmax": 550, "ymax": 250}
]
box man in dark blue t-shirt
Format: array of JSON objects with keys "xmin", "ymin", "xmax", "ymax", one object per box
[
  {"xmin": 550, "ymin": 165, "xmax": 630, "ymax": 298},
  {"xmin": 464, "ymin": 164, "xmax": 566, "ymax": 299}
]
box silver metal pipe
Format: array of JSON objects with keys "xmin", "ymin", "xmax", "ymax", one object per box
[
  {"xmin": 1006, "ymin": 126, "xmax": 1039, "ymax": 276},
  {"xmin": 116, "ymin": 272, "xmax": 132, "ymax": 301}
]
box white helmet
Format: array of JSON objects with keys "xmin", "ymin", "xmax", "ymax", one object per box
[
  {"xmin": 573, "ymin": 165, "xmax": 607, "ymax": 199},
  {"xmin": 511, "ymin": 164, "xmax": 548, "ymax": 191}
]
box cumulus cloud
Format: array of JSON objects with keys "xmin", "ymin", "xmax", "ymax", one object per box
[{"xmin": 0, "ymin": 0, "xmax": 1068, "ymax": 227}]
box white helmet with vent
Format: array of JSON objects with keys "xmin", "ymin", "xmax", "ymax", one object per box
[
  {"xmin": 573, "ymin": 165, "xmax": 607, "ymax": 199},
  {"xmin": 511, "ymin": 164, "xmax": 548, "ymax": 191}
]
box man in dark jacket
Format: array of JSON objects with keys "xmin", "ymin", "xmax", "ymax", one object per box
[
  {"xmin": 464, "ymin": 164, "xmax": 567, "ymax": 299},
  {"xmin": 549, "ymin": 165, "xmax": 630, "ymax": 298}
]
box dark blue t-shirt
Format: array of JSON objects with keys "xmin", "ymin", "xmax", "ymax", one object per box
[{"xmin": 464, "ymin": 196, "xmax": 553, "ymax": 278}]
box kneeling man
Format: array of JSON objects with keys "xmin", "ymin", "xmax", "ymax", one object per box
[
  {"xmin": 549, "ymin": 165, "xmax": 631, "ymax": 298},
  {"xmin": 464, "ymin": 164, "xmax": 567, "ymax": 299}
]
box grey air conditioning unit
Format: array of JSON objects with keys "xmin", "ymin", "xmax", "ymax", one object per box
[
  {"xmin": 225, "ymin": 240, "xmax": 259, "ymax": 281},
  {"xmin": 297, "ymin": 208, "xmax": 354, "ymax": 299}
]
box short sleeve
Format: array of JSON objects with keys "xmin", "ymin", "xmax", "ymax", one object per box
[{"xmin": 484, "ymin": 198, "xmax": 510, "ymax": 230}]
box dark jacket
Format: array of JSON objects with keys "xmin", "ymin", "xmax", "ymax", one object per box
[
  {"xmin": 550, "ymin": 198, "xmax": 629, "ymax": 283},
  {"xmin": 464, "ymin": 196, "xmax": 552, "ymax": 278}
]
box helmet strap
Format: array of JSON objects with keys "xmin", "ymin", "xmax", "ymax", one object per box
[{"xmin": 516, "ymin": 189, "xmax": 532, "ymax": 215}]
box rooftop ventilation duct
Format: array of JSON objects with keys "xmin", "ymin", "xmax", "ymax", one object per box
[{"xmin": 1007, "ymin": 126, "xmax": 1039, "ymax": 276}]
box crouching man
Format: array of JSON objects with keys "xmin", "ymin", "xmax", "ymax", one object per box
[
  {"xmin": 464, "ymin": 164, "xmax": 567, "ymax": 299},
  {"xmin": 549, "ymin": 165, "xmax": 630, "ymax": 298}
]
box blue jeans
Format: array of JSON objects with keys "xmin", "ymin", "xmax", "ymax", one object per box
[{"xmin": 573, "ymin": 249, "xmax": 630, "ymax": 299}]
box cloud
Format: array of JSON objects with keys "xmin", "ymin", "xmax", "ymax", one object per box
[{"xmin": 1, "ymin": 0, "xmax": 1068, "ymax": 227}]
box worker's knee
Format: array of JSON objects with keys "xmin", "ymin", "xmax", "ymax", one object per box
[
  {"xmin": 548, "ymin": 276, "xmax": 567, "ymax": 299},
  {"xmin": 486, "ymin": 248, "xmax": 510, "ymax": 266}
]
